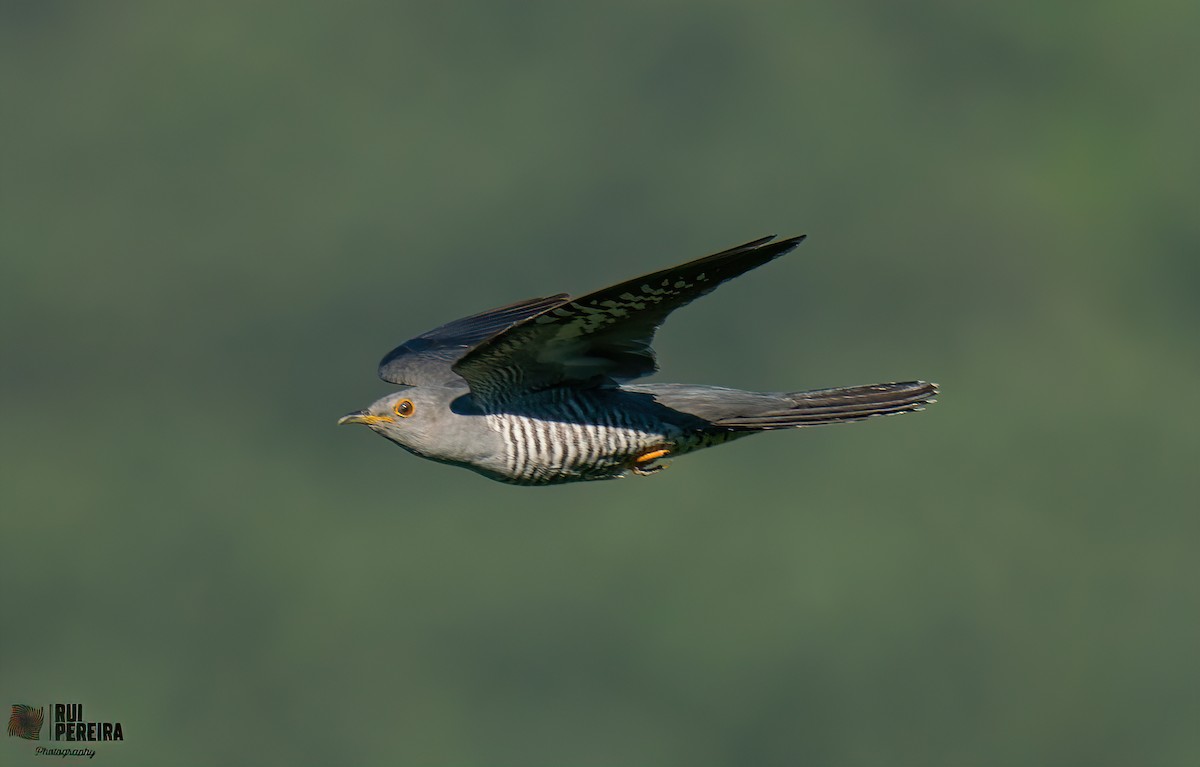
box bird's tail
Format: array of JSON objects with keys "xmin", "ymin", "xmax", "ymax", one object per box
[{"xmin": 711, "ymin": 381, "xmax": 937, "ymax": 430}]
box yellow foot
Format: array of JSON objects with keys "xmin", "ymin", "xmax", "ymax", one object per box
[{"xmin": 632, "ymin": 447, "xmax": 672, "ymax": 476}]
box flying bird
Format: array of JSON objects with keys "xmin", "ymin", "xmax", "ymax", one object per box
[{"xmin": 339, "ymin": 235, "xmax": 936, "ymax": 485}]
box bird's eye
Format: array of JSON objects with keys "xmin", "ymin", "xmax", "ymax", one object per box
[{"xmin": 394, "ymin": 399, "xmax": 415, "ymax": 418}]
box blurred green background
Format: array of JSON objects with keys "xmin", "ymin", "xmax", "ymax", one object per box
[{"xmin": 2, "ymin": 2, "xmax": 1197, "ymax": 765}]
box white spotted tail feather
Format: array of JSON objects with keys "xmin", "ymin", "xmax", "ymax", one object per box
[{"xmin": 712, "ymin": 381, "xmax": 938, "ymax": 430}]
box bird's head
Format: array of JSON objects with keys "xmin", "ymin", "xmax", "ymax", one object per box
[{"xmin": 337, "ymin": 386, "xmax": 456, "ymax": 457}]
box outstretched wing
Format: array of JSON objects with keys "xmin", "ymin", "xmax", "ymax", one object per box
[
  {"xmin": 378, "ymin": 294, "xmax": 569, "ymax": 386},
  {"xmin": 452, "ymin": 234, "xmax": 806, "ymax": 406}
]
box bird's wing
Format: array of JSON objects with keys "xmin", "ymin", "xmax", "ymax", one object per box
[
  {"xmin": 452, "ymin": 235, "xmax": 806, "ymax": 406},
  {"xmin": 378, "ymin": 293, "xmax": 570, "ymax": 386}
]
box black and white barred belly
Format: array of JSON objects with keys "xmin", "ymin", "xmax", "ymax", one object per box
[{"xmin": 482, "ymin": 391, "xmax": 723, "ymax": 485}]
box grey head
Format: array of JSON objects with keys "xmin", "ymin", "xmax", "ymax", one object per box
[{"xmin": 337, "ymin": 385, "xmax": 496, "ymax": 467}]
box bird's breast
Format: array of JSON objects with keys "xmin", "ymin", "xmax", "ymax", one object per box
[{"xmin": 482, "ymin": 398, "xmax": 677, "ymax": 485}]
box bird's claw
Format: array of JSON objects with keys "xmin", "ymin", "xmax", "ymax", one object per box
[{"xmin": 631, "ymin": 447, "xmax": 671, "ymax": 476}]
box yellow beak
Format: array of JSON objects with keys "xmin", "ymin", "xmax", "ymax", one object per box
[{"xmin": 337, "ymin": 411, "xmax": 395, "ymax": 427}]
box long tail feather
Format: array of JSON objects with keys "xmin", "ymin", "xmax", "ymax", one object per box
[{"xmin": 712, "ymin": 381, "xmax": 937, "ymax": 430}]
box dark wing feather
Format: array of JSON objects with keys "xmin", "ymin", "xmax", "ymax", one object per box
[
  {"xmin": 378, "ymin": 293, "xmax": 569, "ymax": 386},
  {"xmin": 452, "ymin": 235, "xmax": 805, "ymax": 405}
]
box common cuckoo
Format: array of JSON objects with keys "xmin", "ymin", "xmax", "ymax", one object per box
[{"xmin": 338, "ymin": 235, "xmax": 937, "ymax": 485}]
